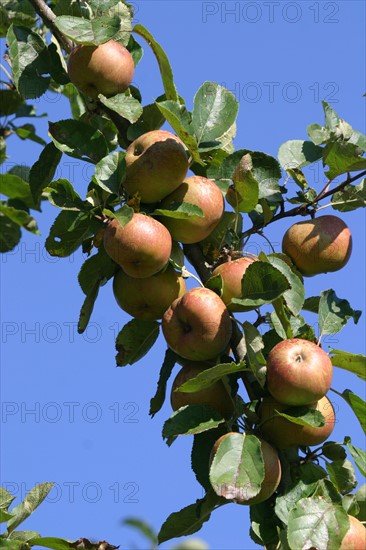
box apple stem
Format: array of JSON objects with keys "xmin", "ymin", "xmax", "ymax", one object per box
[{"xmin": 181, "ymin": 266, "xmax": 204, "ymax": 287}]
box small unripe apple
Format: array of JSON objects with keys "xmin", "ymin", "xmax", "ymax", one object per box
[
  {"xmin": 123, "ymin": 130, "xmax": 189, "ymax": 203},
  {"xmin": 340, "ymin": 515, "xmax": 366, "ymax": 549},
  {"xmin": 104, "ymin": 213, "xmax": 172, "ymax": 278},
  {"xmin": 266, "ymin": 338, "xmax": 333, "ymax": 406},
  {"xmin": 282, "ymin": 215, "xmax": 352, "ymax": 276},
  {"xmin": 211, "ymin": 256, "xmax": 257, "ymax": 311},
  {"xmin": 171, "ymin": 362, "xmax": 235, "ymax": 419},
  {"xmin": 162, "ymin": 287, "xmax": 232, "ymax": 361},
  {"xmin": 258, "ymin": 395, "xmax": 335, "ymax": 448},
  {"xmin": 209, "ymin": 432, "xmax": 282, "ymax": 505},
  {"xmin": 158, "ymin": 176, "xmax": 224, "ymax": 244},
  {"xmin": 67, "ymin": 40, "xmax": 134, "ymax": 99},
  {"xmin": 113, "ymin": 265, "xmax": 186, "ymax": 321}
]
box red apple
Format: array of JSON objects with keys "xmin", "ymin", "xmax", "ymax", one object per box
[
  {"xmin": 209, "ymin": 432, "xmax": 282, "ymax": 505},
  {"xmin": 258, "ymin": 395, "xmax": 335, "ymax": 448},
  {"xmin": 340, "ymin": 515, "xmax": 366, "ymax": 549},
  {"xmin": 158, "ymin": 175, "xmax": 224, "ymax": 244},
  {"xmin": 211, "ymin": 256, "xmax": 257, "ymax": 311},
  {"xmin": 171, "ymin": 362, "xmax": 235, "ymax": 419},
  {"xmin": 123, "ymin": 130, "xmax": 189, "ymax": 203},
  {"xmin": 67, "ymin": 40, "xmax": 134, "ymax": 99},
  {"xmin": 104, "ymin": 213, "xmax": 172, "ymax": 278},
  {"xmin": 282, "ymin": 215, "xmax": 352, "ymax": 276},
  {"xmin": 162, "ymin": 287, "xmax": 232, "ymax": 361},
  {"xmin": 113, "ymin": 265, "xmax": 186, "ymax": 321},
  {"xmin": 266, "ymin": 338, "xmax": 333, "ymax": 406}
]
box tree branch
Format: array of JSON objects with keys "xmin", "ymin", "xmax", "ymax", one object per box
[{"xmin": 27, "ymin": 0, "xmax": 74, "ymax": 53}]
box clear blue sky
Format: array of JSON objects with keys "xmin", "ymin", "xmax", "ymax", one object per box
[{"xmin": 1, "ymin": 1, "xmax": 365, "ymax": 548}]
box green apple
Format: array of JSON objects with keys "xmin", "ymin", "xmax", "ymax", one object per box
[
  {"xmin": 258, "ymin": 395, "xmax": 335, "ymax": 448},
  {"xmin": 103, "ymin": 213, "xmax": 172, "ymax": 278},
  {"xmin": 211, "ymin": 256, "xmax": 257, "ymax": 311},
  {"xmin": 282, "ymin": 215, "xmax": 352, "ymax": 276},
  {"xmin": 67, "ymin": 40, "xmax": 134, "ymax": 99},
  {"xmin": 162, "ymin": 287, "xmax": 232, "ymax": 361},
  {"xmin": 266, "ymin": 338, "xmax": 333, "ymax": 406},
  {"xmin": 171, "ymin": 362, "xmax": 235, "ymax": 419},
  {"xmin": 123, "ymin": 130, "xmax": 189, "ymax": 203},
  {"xmin": 113, "ymin": 265, "xmax": 186, "ymax": 321},
  {"xmin": 158, "ymin": 175, "xmax": 224, "ymax": 244}
]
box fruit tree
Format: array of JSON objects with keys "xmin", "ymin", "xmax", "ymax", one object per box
[{"xmin": 1, "ymin": 1, "xmax": 365, "ymax": 548}]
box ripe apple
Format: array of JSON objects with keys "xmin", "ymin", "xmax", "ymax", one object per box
[
  {"xmin": 162, "ymin": 287, "xmax": 232, "ymax": 361},
  {"xmin": 158, "ymin": 175, "xmax": 224, "ymax": 244},
  {"xmin": 340, "ymin": 515, "xmax": 366, "ymax": 549},
  {"xmin": 123, "ymin": 130, "xmax": 189, "ymax": 203},
  {"xmin": 209, "ymin": 432, "xmax": 281, "ymax": 505},
  {"xmin": 103, "ymin": 213, "xmax": 172, "ymax": 278},
  {"xmin": 211, "ymin": 256, "xmax": 257, "ymax": 311},
  {"xmin": 282, "ymin": 215, "xmax": 352, "ymax": 276},
  {"xmin": 67, "ymin": 40, "xmax": 134, "ymax": 99},
  {"xmin": 258, "ymin": 395, "xmax": 335, "ymax": 448},
  {"xmin": 171, "ymin": 362, "xmax": 235, "ymax": 419},
  {"xmin": 266, "ymin": 338, "xmax": 333, "ymax": 406},
  {"xmin": 113, "ymin": 264, "xmax": 186, "ymax": 321}
]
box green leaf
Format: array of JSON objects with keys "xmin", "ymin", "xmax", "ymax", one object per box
[
  {"xmin": 266, "ymin": 253, "xmax": 305, "ymax": 315},
  {"xmin": 0, "ymin": 540, "xmax": 26, "ymax": 549},
  {"xmin": 275, "ymin": 469, "xmax": 322, "ymax": 524},
  {"xmin": 287, "ymin": 497, "xmax": 349, "ymax": 550},
  {"xmin": 29, "ymin": 142, "xmax": 62, "ymax": 203},
  {"xmin": 45, "ymin": 211, "xmax": 98, "ymax": 257},
  {"xmin": 243, "ymin": 322, "xmax": 266, "ymax": 387},
  {"xmin": 77, "ymin": 281, "xmax": 100, "ymax": 334},
  {"xmin": 54, "ymin": 15, "xmax": 129, "ymax": 45},
  {"xmin": 7, "ymin": 25, "xmax": 51, "ymax": 99},
  {"xmin": 171, "ymin": 540, "xmax": 209, "ymax": 550},
  {"xmin": 0, "ymin": 203, "xmax": 39, "ymax": 234},
  {"xmin": 27, "ymin": 538, "xmax": 73, "ymax": 550},
  {"xmin": 78, "ymin": 248, "xmax": 117, "ymax": 296},
  {"xmin": 354, "ymin": 484, "xmax": 366, "ymax": 521},
  {"xmin": 93, "ymin": 151, "xmax": 125, "ymax": 195},
  {"xmin": 0, "ymin": 509, "xmax": 13, "ymax": 522},
  {"xmin": 344, "ymin": 437, "xmax": 366, "ymax": 477},
  {"xmin": 122, "ymin": 518, "xmax": 158, "ymax": 545},
  {"xmin": 323, "ymin": 141, "xmax": 366, "ymax": 180},
  {"xmin": 0, "ymin": 137, "xmax": 6, "ymax": 165},
  {"xmin": 326, "ymin": 460, "xmax": 357, "ymax": 495},
  {"xmin": 8, "ymin": 531, "xmax": 39, "ymax": 542},
  {"xmin": 278, "ymin": 140, "xmax": 323, "ymax": 170},
  {"xmin": 149, "ymin": 349, "xmax": 177, "ymax": 417},
  {"xmin": 162, "ymin": 405, "xmax": 225, "ymax": 439},
  {"xmin": 329, "ymin": 349, "xmax": 366, "ymax": 380},
  {"xmin": 209, "ymin": 432, "xmax": 264, "ymax": 502},
  {"xmin": 133, "ymin": 24, "xmax": 178, "ymax": 102},
  {"xmin": 191, "ymin": 428, "xmax": 227, "ymax": 493},
  {"xmin": 276, "ymin": 407, "xmax": 325, "ymax": 428},
  {"xmin": 158, "ymin": 494, "xmax": 216, "ymax": 544},
  {"xmin": 0, "ymin": 89, "xmax": 23, "ymax": 116},
  {"xmin": 47, "ymin": 179, "xmax": 85, "ymax": 211},
  {"xmin": 155, "ymin": 100, "xmax": 203, "ymax": 165},
  {"xmin": 175, "ymin": 362, "xmax": 246, "ymax": 393},
  {"xmin": 0, "ymin": 173, "xmax": 36, "ymax": 209},
  {"xmin": 0, "ymin": 487, "xmax": 16, "ymax": 510},
  {"xmin": 191, "ymin": 82, "xmax": 239, "ymax": 145},
  {"xmin": 154, "ymin": 202, "xmax": 203, "ymax": 219},
  {"xmin": 318, "ymin": 289, "xmax": 361, "ymax": 337},
  {"xmin": 127, "ymin": 101, "xmax": 165, "ymax": 141},
  {"xmin": 14, "ymin": 123, "xmax": 46, "ymax": 145},
  {"xmin": 322, "ymin": 442, "xmax": 347, "ymax": 461},
  {"xmin": 115, "ymin": 319, "xmax": 159, "ymax": 366},
  {"xmin": 0, "ymin": 1, "xmax": 36, "ymax": 37},
  {"xmin": 98, "ymin": 94, "xmax": 143, "ymax": 123},
  {"xmin": 331, "ymin": 179, "xmax": 366, "ymax": 212},
  {"xmin": 0, "ymin": 211, "xmax": 21, "ymax": 252},
  {"xmin": 48, "ymin": 119, "xmax": 108, "ymax": 163},
  {"xmin": 230, "ymin": 261, "xmax": 290, "ymax": 309},
  {"xmin": 109, "ymin": 205, "xmax": 134, "ymax": 227},
  {"xmin": 340, "ymin": 391, "xmax": 366, "ymax": 434},
  {"xmin": 7, "ymin": 482, "xmax": 54, "ymax": 533}
]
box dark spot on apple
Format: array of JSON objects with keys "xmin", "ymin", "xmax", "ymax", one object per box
[
  {"xmin": 295, "ymin": 354, "xmax": 303, "ymax": 363},
  {"xmin": 182, "ymin": 323, "xmax": 192, "ymax": 333},
  {"xmin": 134, "ymin": 145, "xmax": 143, "ymax": 156}
]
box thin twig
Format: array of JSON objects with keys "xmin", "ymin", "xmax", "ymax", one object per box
[{"xmin": 27, "ymin": 0, "xmax": 74, "ymax": 53}]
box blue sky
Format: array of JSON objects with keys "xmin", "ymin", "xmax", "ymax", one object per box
[{"xmin": 1, "ymin": 1, "xmax": 365, "ymax": 548}]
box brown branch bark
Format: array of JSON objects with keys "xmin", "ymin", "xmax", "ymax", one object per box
[{"xmin": 27, "ymin": 0, "xmax": 74, "ymax": 53}]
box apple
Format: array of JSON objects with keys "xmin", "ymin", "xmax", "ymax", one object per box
[
  {"xmin": 158, "ymin": 175, "xmax": 224, "ymax": 244},
  {"xmin": 211, "ymin": 256, "xmax": 257, "ymax": 311},
  {"xmin": 171, "ymin": 362, "xmax": 235, "ymax": 419},
  {"xmin": 123, "ymin": 130, "xmax": 189, "ymax": 203},
  {"xmin": 282, "ymin": 215, "xmax": 352, "ymax": 276},
  {"xmin": 67, "ymin": 40, "xmax": 134, "ymax": 99},
  {"xmin": 340, "ymin": 515, "xmax": 366, "ymax": 549},
  {"xmin": 103, "ymin": 213, "xmax": 172, "ymax": 278},
  {"xmin": 209, "ymin": 432, "xmax": 281, "ymax": 505},
  {"xmin": 258, "ymin": 395, "xmax": 335, "ymax": 448},
  {"xmin": 113, "ymin": 264, "xmax": 186, "ymax": 321},
  {"xmin": 162, "ymin": 287, "xmax": 232, "ymax": 361},
  {"xmin": 266, "ymin": 338, "xmax": 333, "ymax": 406}
]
